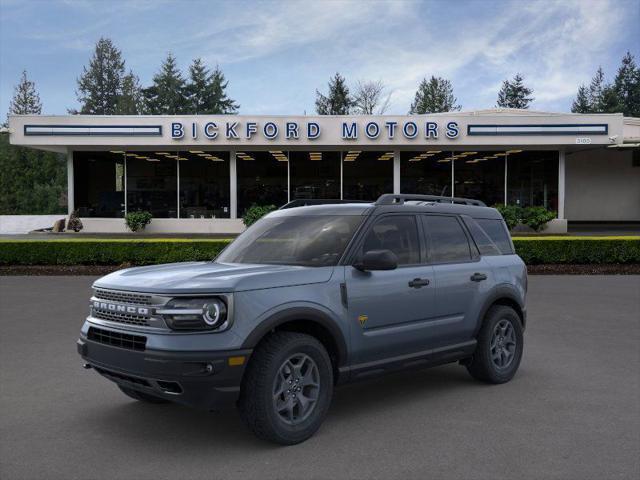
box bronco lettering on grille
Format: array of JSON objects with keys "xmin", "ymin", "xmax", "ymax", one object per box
[{"xmin": 93, "ymin": 301, "xmax": 149, "ymax": 316}]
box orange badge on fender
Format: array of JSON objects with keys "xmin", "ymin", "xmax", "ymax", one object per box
[{"xmin": 358, "ymin": 314, "xmax": 368, "ymax": 327}]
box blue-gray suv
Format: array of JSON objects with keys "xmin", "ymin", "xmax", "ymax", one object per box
[{"xmin": 78, "ymin": 194, "xmax": 527, "ymax": 444}]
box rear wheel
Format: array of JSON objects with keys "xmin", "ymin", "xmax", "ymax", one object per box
[
  {"xmin": 239, "ymin": 331, "xmax": 333, "ymax": 445},
  {"xmin": 466, "ymin": 305, "xmax": 523, "ymax": 384},
  {"xmin": 118, "ymin": 385, "xmax": 169, "ymax": 404}
]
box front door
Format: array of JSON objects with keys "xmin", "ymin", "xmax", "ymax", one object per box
[{"xmin": 345, "ymin": 214, "xmax": 437, "ymax": 364}]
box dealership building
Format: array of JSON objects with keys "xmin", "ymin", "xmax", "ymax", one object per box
[{"xmin": 7, "ymin": 109, "xmax": 640, "ymax": 233}]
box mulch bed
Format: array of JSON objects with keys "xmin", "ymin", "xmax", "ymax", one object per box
[{"xmin": 1, "ymin": 264, "xmax": 639, "ymax": 276}]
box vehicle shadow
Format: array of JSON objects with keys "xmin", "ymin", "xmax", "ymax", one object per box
[{"xmin": 81, "ymin": 363, "xmax": 483, "ymax": 451}]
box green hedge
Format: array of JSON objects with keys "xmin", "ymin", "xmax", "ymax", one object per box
[
  {"xmin": 512, "ymin": 237, "xmax": 640, "ymax": 265},
  {"xmin": 0, "ymin": 239, "xmax": 231, "ymax": 266},
  {"xmin": 0, "ymin": 237, "xmax": 638, "ymax": 266}
]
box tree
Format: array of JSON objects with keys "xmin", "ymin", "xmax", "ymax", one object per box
[
  {"xmin": 496, "ymin": 74, "xmax": 534, "ymax": 109},
  {"xmin": 115, "ymin": 71, "xmax": 144, "ymax": 115},
  {"xmin": 185, "ymin": 59, "xmax": 239, "ymax": 114},
  {"xmin": 8, "ymin": 70, "xmax": 42, "ymax": 117},
  {"xmin": 143, "ymin": 53, "xmax": 188, "ymax": 114},
  {"xmin": 409, "ymin": 76, "xmax": 460, "ymax": 114},
  {"xmin": 75, "ymin": 37, "xmax": 126, "ymax": 114},
  {"xmin": 587, "ymin": 67, "xmax": 608, "ymax": 112},
  {"xmin": 353, "ymin": 80, "xmax": 391, "ymax": 114},
  {"xmin": 571, "ymin": 85, "xmax": 591, "ymax": 113},
  {"xmin": 315, "ymin": 73, "xmax": 353, "ymax": 115},
  {"xmin": 613, "ymin": 51, "xmax": 640, "ymax": 117}
]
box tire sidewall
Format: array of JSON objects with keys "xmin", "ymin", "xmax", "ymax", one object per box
[
  {"xmin": 261, "ymin": 336, "xmax": 333, "ymax": 443},
  {"xmin": 478, "ymin": 307, "xmax": 524, "ymax": 383}
]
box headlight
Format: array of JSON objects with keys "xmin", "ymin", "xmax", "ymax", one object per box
[{"xmin": 157, "ymin": 297, "xmax": 228, "ymax": 331}]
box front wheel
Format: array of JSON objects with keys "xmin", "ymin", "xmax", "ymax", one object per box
[
  {"xmin": 238, "ymin": 332, "xmax": 334, "ymax": 445},
  {"xmin": 466, "ymin": 305, "xmax": 524, "ymax": 384}
]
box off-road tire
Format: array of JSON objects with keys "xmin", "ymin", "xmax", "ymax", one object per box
[
  {"xmin": 238, "ymin": 331, "xmax": 334, "ymax": 445},
  {"xmin": 466, "ymin": 305, "xmax": 523, "ymax": 384},
  {"xmin": 118, "ymin": 385, "xmax": 169, "ymax": 404}
]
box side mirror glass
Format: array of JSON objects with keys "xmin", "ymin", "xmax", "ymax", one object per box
[{"xmin": 354, "ymin": 249, "xmax": 398, "ymax": 271}]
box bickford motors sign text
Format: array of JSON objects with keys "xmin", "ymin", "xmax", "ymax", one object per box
[{"xmin": 171, "ymin": 120, "xmax": 460, "ymax": 141}]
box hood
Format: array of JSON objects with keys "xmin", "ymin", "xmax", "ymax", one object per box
[{"xmin": 93, "ymin": 261, "xmax": 335, "ymax": 294}]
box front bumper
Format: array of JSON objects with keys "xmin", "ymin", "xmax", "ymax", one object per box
[{"xmin": 77, "ymin": 333, "xmax": 252, "ymax": 411}]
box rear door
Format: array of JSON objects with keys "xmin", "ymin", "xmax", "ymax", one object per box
[
  {"xmin": 345, "ymin": 214, "xmax": 437, "ymax": 364},
  {"xmin": 422, "ymin": 214, "xmax": 494, "ymax": 347}
]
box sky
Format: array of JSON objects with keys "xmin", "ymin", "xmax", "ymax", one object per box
[{"xmin": 0, "ymin": 0, "xmax": 638, "ymax": 117}]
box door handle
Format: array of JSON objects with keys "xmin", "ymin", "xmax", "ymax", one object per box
[
  {"xmin": 408, "ymin": 278, "xmax": 430, "ymax": 288},
  {"xmin": 470, "ymin": 272, "xmax": 488, "ymax": 282}
]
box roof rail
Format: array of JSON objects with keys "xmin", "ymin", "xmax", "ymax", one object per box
[
  {"xmin": 375, "ymin": 194, "xmax": 486, "ymax": 207},
  {"xmin": 279, "ymin": 199, "xmax": 371, "ymax": 210}
]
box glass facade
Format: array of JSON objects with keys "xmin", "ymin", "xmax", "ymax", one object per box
[
  {"xmin": 401, "ymin": 150, "xmax": 452, "ymax": 197},
  {"xmin": 343, "ymin": 150, "xmax": 394, "ymax": 201},
  {"xmin": 179, "ymin": 151, "xmax": 230, "ymax": 218},
  {"xmin": 237, "ymin": 151, "xmax": 288, "ymax": 215},
  {"xmin": 73, "ymin": 151, "xmax": 125, "ymax": 217},
  {"xmin": 73, "ymin": 148, "xmax": 559, "ymax": 219},
  {"xmin": 289, "ymin": 151, "xmax": 340, "ymax": 200}
]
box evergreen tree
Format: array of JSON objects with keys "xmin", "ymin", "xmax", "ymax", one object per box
[
  {"xmin": 143, "ymin": 53, "xmax": 188, "ymax": 114},
  {"xmin": 496, "ymin": 74, "xmax": 534, "ymax": 109},
  {"xmin": 613, "ymin": 51, "xmax": 640, "ymax": 117},
  {"xmin": 75, "ymin": 37, "xmax": 126, "ymax": 114},
  {"xmin": 315, "ymin": 73, "xmax": 353, "ymax": 115},
  {"xmin": 8, "ymin": 70, "xmax": 42, "ymax": 117},
  {"xmin": 185, "ymin": 59, "xmax": 239, "ymax": 114},
  {"xmin": 587, "ymin": 67, "xmax": 607, "ymax": 112},
  {"xmin": 409, "ymin": 76, "xmax": 460, "ymax": 114},
  {"xmin": 116, "ymin": 71, "xmax": 144, "ymax": 114},
  {"xmin": 571, "ymin": 85, "xmax": 591, "ymax": 113}
]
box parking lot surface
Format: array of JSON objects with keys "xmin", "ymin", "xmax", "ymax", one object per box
[{"xmin": 1, "ymin": 275, "xmax": 638, "ymax": 480}]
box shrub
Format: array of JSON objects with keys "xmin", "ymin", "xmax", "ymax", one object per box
[
  {"xmin": 125, "ymin": 211, "xmax": 153, "ymax": 232},
  {"xmin": 242, "ymin": 204, "xmax": 276, "ymax": 227},
  {"xmin": 493, "ymin": 204, "xmax": 556, "ymax": 231},
  {"xmin": 67, "ymin": 210, "xmax": 83, "ymax": 232},
  {"xmin": 512, "ymin": 237, "xmax": 640, "ymax": 264}
]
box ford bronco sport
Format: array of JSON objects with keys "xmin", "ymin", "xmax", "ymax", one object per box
[{"xmin": 78, "ymin": 194, "xmax": 527, "ymax": 444}]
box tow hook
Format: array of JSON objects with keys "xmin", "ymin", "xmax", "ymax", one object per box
[{"xmin": 83, "ymin": 363, "xmax": 92, "ymax": 370}]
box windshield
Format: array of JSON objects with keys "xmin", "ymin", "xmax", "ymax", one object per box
[{"xmin": 217, "ymin": 215, "xmax": 363, "ymax": 267}]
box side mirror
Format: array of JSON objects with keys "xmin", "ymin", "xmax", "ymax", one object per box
[{"xmin": 354, "ymin": 249, "xmax": 398, "ymax": 271}]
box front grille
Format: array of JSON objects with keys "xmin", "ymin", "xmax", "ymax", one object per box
[
  {"xmin": 88, "ymin": 327, "xmax": 147, "ymax": 351},
  {"xmin": 94, "ymin": 289, "xmax": 152, "ymax": 305},
  {"xmin": 93, "ymin": 366, "xmax": 151, "ymax": 387},
  {"xmin": 92, "ymin": 310, "xmax": 150, "ymax": 327}
]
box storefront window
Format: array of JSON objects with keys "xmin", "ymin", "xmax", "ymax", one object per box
[
  {"xmin": 73, "ymin": 151, "xmax": 125, "ymax": 217},
  {"xmin": 126, "ymin": 152, "xmax": 177, "ymax": 218},
  {"xmin": 237, "ymin": 150, "xmax": 288, "ymax": 215},
  {"xmin": 454, "ymin": 151, "xmax": 505, "ymax": 206},
  {"xmin": 401, "ymin": 150, "xmax": 452, "ymax": 197},
  {"xmin": 507, "ymin": 150, "xmax": 558, "ymax": 210},
  {"xmin": 343, "ymin": 150, "xmax": 394, "ymax": 201},
  {"xmin": 178, "ymin": 151, "xmax": 230, "ymax": 218},
  {"xmin": 289, "ymin": 151, "xmax": 340, "ymax": 200}
]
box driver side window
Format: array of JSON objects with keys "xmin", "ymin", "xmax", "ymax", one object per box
[{"xmin": 360, "ymin": 215, "xmax": 420, "ymax": 265}]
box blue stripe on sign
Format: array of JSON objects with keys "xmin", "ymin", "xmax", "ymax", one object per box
[
  {"xmin": 24, "ymin": 125, "xmax": 163, "ymax": 137},
  {"xmin": 467, "ymin": 124, "xmax": 608, "ymax": 136}
]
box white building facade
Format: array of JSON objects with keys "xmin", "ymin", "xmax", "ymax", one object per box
[{"xmin": 8, "ymin": 109, "xmax": 640, "ymax": 234}]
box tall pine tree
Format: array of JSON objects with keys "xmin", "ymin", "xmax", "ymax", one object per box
[
  {"xmin": 496, "ymin": 74, "xmax": 534, "ymax": 109},
  {"xmin": 185, "ymin": 59, "xmax": 239, "ymax": 114},
  {"xmin": 315, "ymin": 73, "xmax": 353, "ymax": 115},
  {"xmin": 143, "ymin": 53, "xmax": 188, "ymax": 114},
  {"xmin": 116, "ymin": 71, "xmax": 144, "ymax": 115},
  {"xmin": 613, "ymin": 51, "xmax": 640, "ymax": 117},
  {"xmin": 8, "ymin": 70, "xmax": 42, "ymax": 117},
  {"xmin": 75, "ymin": 38, "xmax": 126, "ymax": 114},
  {"xmin": 571, "ymin": 85, "xmax": 591, "ymax": 113},
  {"xmin": 409, "ymin": 76, "xmax": 460, "ymax": 114}
]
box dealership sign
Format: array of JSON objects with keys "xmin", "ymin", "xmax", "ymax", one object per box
[{"xmin": 170, "ymin": 120, "xmax": 461, "ymax": 141}]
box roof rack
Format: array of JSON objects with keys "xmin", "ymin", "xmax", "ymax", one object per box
[
  {"xmin": 375, "ymin": 194, "xmax": 486, "ymax": 207},
  {"xmin": 279, "ymin": 199, "xmax": 371, "ymax": 210}
]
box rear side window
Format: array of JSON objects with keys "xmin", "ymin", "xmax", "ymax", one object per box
[
  {"xmin": 476, "ymin": 219, "xmax": 514, "ymax": 254},
  {"xmin": 423, "ymin": 215, "xmax": 472, "ymax": 263},
  {"xmin": 360, "ymin": 215, "xmax": 420, "ymax": 265},
  {"xmin": 462, "ymin": 217, "xmax": 502, "ymax": 256}
]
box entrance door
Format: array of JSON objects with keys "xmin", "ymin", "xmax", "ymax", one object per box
[{"xmin": 345, "ymin": 214, "xmax": 437, "ymax": 364}]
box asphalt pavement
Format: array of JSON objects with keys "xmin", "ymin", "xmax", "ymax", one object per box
[{"xmin": 0, "ymin": 275, "xmax": 638, "ymax": 480}]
